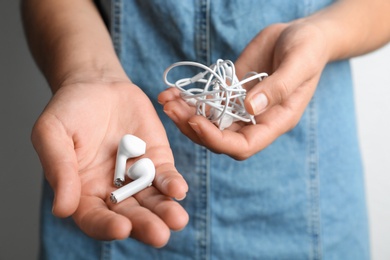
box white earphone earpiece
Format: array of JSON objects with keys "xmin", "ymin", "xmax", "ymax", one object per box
[
  {"xmin": 210, "ymin": 108, "xmax": 234, "ymax": 130},
  {"xmin": 110, "ymin": 158, "xmax": 155, "ymax": 204},
  {"xmin": 113, "ymin": 134, "xmax": 146, "ymax": 187}
]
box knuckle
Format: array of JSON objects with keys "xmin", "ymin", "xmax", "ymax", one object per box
[
  {"xmin": 31, "ymin": 117, "xmax": 46, "ymax": 145},
  {"xmin": 287, "ymin": 116, "xmax": 301, "ymax": 131},
  {"xmin": 270, "ymin": 79, "xmax": 290, "ymax": 105},
  {"xmin": 233, "ymin": 155, "xmax": 248, "ymax": 161},
  {"xmin": 230, "ymin": 150, "xmax": 252, "ymax": 161},
  {"xmin": 263, "ymin": 23, "xmax": 288, "ymax": 35},
  {"xmin": 280, "ymin": 108, "xmax": 302, "ymax": 133}
]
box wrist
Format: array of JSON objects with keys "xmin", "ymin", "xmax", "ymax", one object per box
[
  {"xmin": 302, "ymin": 0, "xmax": 390, "ymax": 61},
  {"xmin": 301, "ymin": 12, "xmax": 347, "ymax": 62},
  {"xmin": 49, "ymin": 59, "xmax": 130, "ymax": 93}
]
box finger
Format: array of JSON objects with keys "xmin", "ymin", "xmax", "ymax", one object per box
[
  {"xmin": 157, "ymin": 87, "xmax": 181, "ymax": 105},
  {"xmin": 159, "ymin": 87, "xmax": 197, "ymax": 132},
  {"xmin": 144, "ymin": 143, "xmax": 189, "ymax": 200},
  {"xmin": 73, "ymin": 196, "xmax": 132, "ymax": 240},
  {"xmin": 133, "ymin": 187, "xmax": 189, "ymax": 231},
  {"xmin": 187, "ymin": 110, "xmax": 285, "ymax": 160},
  {"xmin": 188, "ymin": 78, "xmax": 317, "ymax": 159},
  {"xmin": 31, "ymin": 114, "xmax": 81, "ymax": 217},
  {"xmin": 153, "ymin": 162, "xmax": 188, "ymax": 201},
  {"xmin": 162, "ymin": 98, "xmax": 203, "ymax": 144},
  {"xmin": 244, "ymin": 50, "xmax": 317, "ymax": 116},
  {"xmin": 187, "ymin": 115, "xmax": 251, "ymax": 159},
  {"xmin": 241, "ymin": 78, "xmax": 318, "ymax": 150},
  {"xmin": 109, "ymin": 196, "xmax": 171, "ymax": 248}
]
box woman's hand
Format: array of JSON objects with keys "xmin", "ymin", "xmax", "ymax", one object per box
[
  {"xmin": 159, "ymin": 21, "xmax": 329, "ymax": 159},
  {"xmin": 32, "ymin": 80, "xmax": 188, "ymax": 247}
]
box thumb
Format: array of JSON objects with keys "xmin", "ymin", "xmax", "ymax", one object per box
[
  {"xmin": 244, "ymin": 53, "xmax": 316, "ymax": 116},
  {"xmin": 32, "ymin": 115, "xmax": 81, "ymax": 218}
]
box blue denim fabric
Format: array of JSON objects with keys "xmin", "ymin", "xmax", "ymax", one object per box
[{"xmin": 40, "ymin": 0, "xmax": 370, "ymax": 259}]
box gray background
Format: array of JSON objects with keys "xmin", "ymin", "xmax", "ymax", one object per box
[{"xmin": 1, "ymin": 1, "xmax": 389, "ymax": 259}]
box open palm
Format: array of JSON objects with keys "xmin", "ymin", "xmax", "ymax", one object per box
[{"xmin": 32, "ymin": 80, "xmax": 188, "ymax": 247}]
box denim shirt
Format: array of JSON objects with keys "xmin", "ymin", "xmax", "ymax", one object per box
[{"xmin": 40, "ymin": 1, "xmax": 370, "ymax": 259}]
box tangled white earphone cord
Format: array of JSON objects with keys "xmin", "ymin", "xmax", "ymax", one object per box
[{"xmin": 163, "ymin": 59, "xmax": 268, "ymax": 130}]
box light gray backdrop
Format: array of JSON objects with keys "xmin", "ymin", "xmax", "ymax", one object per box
[
  {"xmin": 352, "ymin": 45, "xmax": 390, "ymax": 260},
  {"xmin": 1, "ymin": 1, "xmax": 389, "ymax": 259}
]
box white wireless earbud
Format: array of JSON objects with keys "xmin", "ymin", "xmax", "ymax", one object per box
[
  {"xmin": 113, "ymin": 134, "xmax": 146, "ymax": 187},
  {"xmin": 110, "ymin": 158, "xmax": 156, "ymax": 204}
]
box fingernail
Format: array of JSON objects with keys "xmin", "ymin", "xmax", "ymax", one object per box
[
  {"xmin": 188, "ymin": 121, "xmax": 201, "ymax": 134},
  {"xmin": 250, "ymin": 93, "xmax": 268, "ymax": 115},
  {"xmin": 175, "ymin": 193, "xmax": 187, "ymax": 201},
  {"xmin": 164, "ymin": 109, "xmax": 178, "ymax": 122}
]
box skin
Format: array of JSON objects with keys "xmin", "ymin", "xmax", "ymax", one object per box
[
  {"xmin": 21, "ymin": 0, "xmax": 188, "ymax": 247},
  {"xmin": 159, "ymin": 0, "xmax": 390, "ymax": 160},
  {"xmin": 21, "ymin": 0, "xmax": 390, "ymax": 247}
]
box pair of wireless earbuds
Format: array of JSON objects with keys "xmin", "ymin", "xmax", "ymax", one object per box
[
  {"xmin": 110, "ymin": 134, "xmax": 155, "ymax": 204},
  {"xmin": 163, "ymin": 59, "xmax": 268, "ymax": 130}
]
